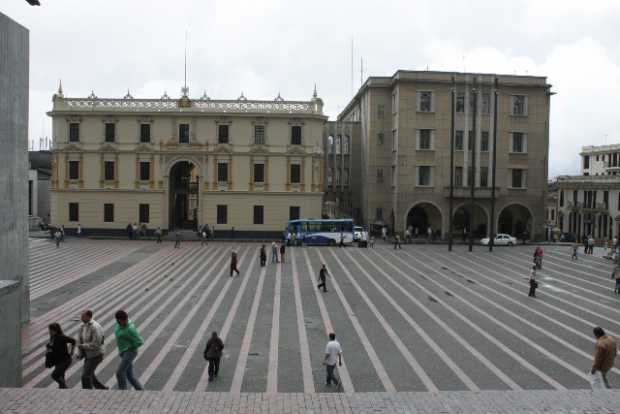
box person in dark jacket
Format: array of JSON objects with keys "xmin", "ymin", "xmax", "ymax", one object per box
[
  {"xmin": 230, "ymin": 251, "xmax": 240, "ymax": 277},
  {"xmin": 46, "ymin": 322, "xmax": 76, "ymax": 389},
  {"xmin": 280, "ymin": 243, "xmax": 286, "ymax": 263},
  {"xmin": 260, "ymin": 245, "xmax": 267, "ymax": 267},
  {"xmin": 204, "ymin": 331, "xmax": 225, "ymax": 382}
]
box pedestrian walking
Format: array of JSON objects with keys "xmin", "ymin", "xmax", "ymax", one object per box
[
  {"xmin": 54, "ymin": 229, "xmax": 62, "ymax": 248},
  {"xmin": 174, "ymin": 231, "xmax": 181, "ymax": 248},
  {"xmin": 201, "ymin": 229, "xmax": 208, "ymax": 246},
  {"xmin": 528, "ymin": 266, "xmax": 538, "ymax": 298},
  {"xmin": 126, "ymin": 223, "xmax": 133, "ymax": 240},
  {"xmin": 323, "ymin": 333, "xmax": 342, "ymax": 388},
  {"xmin": 427, "ymin": 226, "xmax": 432, "ymax": 243},
  {"xmin": 132, "ymin": 223, "xmax": 139, "ymax": 240},
  {"xmin": 393, "ymin": 234, "xmax": 402, "ymax": 250},
  {"xmin": 591, "ymin": 327, "xmax": 617, "ymax": 389},
  {"xmin": 588, "ymin": 236, "xmax": 595, "ymax": 255},
  {"xmin": 280, "ymin": 243, "xmax": 286, "ymax": 263},
  {"xmin": 404, "ymin": 228, "xmax": 411, "ymax": 244},
  {"xmin": 77, "ymin": 310, "xmax": 107, "ymax": 389},
  {"xmin": 271, "ymin": 242, "xmax": 279, "ymax": 264},
  {"xmin": 114, "ymin": 310, "xmax": 144, "ymax": 390},
  {"xmin": 230, "ymin": 250, "xmax": 240, "ymax": 277},
  {"xmin": 45, "ymin": 323, "xmax": 75, "ymax": 389},
  {"xmin": 76, "ymin": 223, "xmax": 82, "ymax": 237},
  {"xmin": 260, "ymin": 245, "xmax": 267, "ymax": 267},
  {"xmin": 155, "ymin": 227, "xmax": 162, "ymax": 243},
  {"xmin": 203, "ymin": 331, "xmax": 225, "ymax": 382},
  {"xmin": 369, "ymin": 236, "xmax": 375, "ymax": 248},
  {"xmin": 381, "ymin": 226, "xmax": 387, "ymax": 241},
  {"xmin": 286, "ymin": 231, "xmax": 292, "ymax": 246},
  {"xmin": 317, "ymin": 264, "xmax": 328, "ymax": 292},
  {"xmin": 292, "ymin": 232, "xmax": 298, "ymax": 247},
  {"xmin": 338, "ymin": 233, "xmax": 345, "ymax": 247},
  {"xmin": 533, "ymin": 246, "xmax": 544, "ymax": 269},
  {"xmin": 611, "ymin": 265, "xmax": 620, "ymax": 295},
  {"xmin": 571, "ymin": 243, "xmax": 579, "ymax": 260}
]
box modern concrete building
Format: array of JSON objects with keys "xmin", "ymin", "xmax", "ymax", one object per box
[
  {"xmin": 580, "ymin": 143, "xmax": 620, "ymax": 176},
  {"xmin": 0, "ymin": 11, "xmax": 28, "ymax": 386},
  {"xmin": 336, "ymin": 70, "xmax": 552, "ymax": 240},
  {"xmin": 48, "ymin": 86, "xmax": 326, "ymax": 237}
]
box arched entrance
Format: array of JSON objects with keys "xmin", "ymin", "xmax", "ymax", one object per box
[
  {"xmin": 406, "ymin": 202, "xmax": 443, "ymax": 238},
  {"xmin": 169, "ymin": 161, "xmax": 199, "ymax": 230},
  {"xmin": 498, "ymin": 204, "xmax": 532, "ymax": 239},
  {"xmin": 453, "ymin": 203, "xmax": 488, "ymax": 239}
]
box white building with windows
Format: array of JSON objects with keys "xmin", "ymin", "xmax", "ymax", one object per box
[{"xmin": 581, "ymin": 143, "xmax": 620, "ymax": 176}]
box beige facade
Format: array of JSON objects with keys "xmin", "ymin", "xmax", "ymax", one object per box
[
  {"xmin": 337, "ymin": 70, "xmax": 552, "ymax": 240},
  {"xmin": 48, "ymin": 86, "xmax": 326, "ymax": 235}
]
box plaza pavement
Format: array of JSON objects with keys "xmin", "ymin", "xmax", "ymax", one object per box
[{"xmin": 20, "ymin": 238, "xmax": 620, "ymax": 395}]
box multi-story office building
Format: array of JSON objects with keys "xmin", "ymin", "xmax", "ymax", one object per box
[
  {"xmin": 580, "ymin": 144, "xmax": 620, "ymax": 176},
  {"xmin": 336, "ymin": 70, "xmax": 552, "ymax": 239},
  {"xmin": 48, "ymin": 85, "xmax": 326, "ymax": 236}
]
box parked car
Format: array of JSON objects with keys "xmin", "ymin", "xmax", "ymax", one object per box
[
  {"xmin": 353, "ymin": 226, "xmax": 364, "ymax": 241},
  {"xmin": 480, "ymin": 233, "xmax": 517, "ymax": 246}
]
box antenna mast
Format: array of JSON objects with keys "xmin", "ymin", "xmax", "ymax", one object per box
[{"xmin": 360, "ymin": 57, "xmax": 364, "ymax": 87}]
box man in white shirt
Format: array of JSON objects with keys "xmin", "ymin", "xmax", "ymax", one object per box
[
  {"xmin": 323, "ymin": 332, "xmax": 342, "ymax": 387},
  {"xmin": 78, "ymin": 310, "xmax": 107, "ymax": 389}
]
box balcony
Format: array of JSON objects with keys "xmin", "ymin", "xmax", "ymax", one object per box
[{"xmin": 443, "ymin": 186, "xmax": 500, "ymax": 199}]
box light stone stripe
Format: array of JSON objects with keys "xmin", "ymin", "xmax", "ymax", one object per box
[
  {"xmin": 229, "ymin": 265, "xmax": 268, "ymax": 394},
  {"xmin": 331, "ymin": 249, "xmax": 443, "ymax": 392},
  {"xmin": 22, "ymin": 247, "xmax": 179, "ymax": 370},
  {"xmin": 351, "ymin": 248, "xmax": 521, "ymax": 390},
  {"xmin": 196, "ymin": 248, "xmax": 262, "ymax": 389},
  {"xmin": 164, "ymin": 248, "xmax": 256, "ymax": 392},
  {"xmin": 290, "ymin": 249, "xmax": 315, "ymax": 394},
  {"xmin": 266, "ymin": 263, "xmax": 282, "ymax": 394},
  {"xmin": 543, "ymin": 249, "xmax": 614, "ymax": 276},
  {"xmin": 369, "ymin": 248, "xmax": 566, "ymax": 390},
  {"xmin": 110, "ymin": 247, "xmax": 228, "ymax": 387},
  {"xmin": 301, "ymin": 249, "xmax": 354, "ymax": 394},
  {"xmin": 398, "ymin": 249, "xmax": 591, "ymax": 385},
  {"xmin": 28, "ymin": 243, "xmax": 110, "ymax": 268},
  {"xmin": 29, "ymin": 248, "xmax": 115, "ymax": 285},
  {"xmin": 26, "ymin": 246, "xmax": 207, "ymax": 388},
  {"xmin": 314, "ymin": 249, "xmax": 396, "ymax": 392},
  {"xmin": 60, "ymin": 246, "xmax": 213, "ymax": 388},
  {"xmin": 425, "ymin": 248, "xmax": 620, "ymax": 377}
]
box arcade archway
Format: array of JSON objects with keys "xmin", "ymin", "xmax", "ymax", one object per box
[
  {"xmin": 406, "ymin": 202, "xmax": 443, "ymax": 237},
  {"xmin": 453, "ymin": 203, "xmax": 488, "ymax": 239},
  {"xmin": 498, "ymin": 204, "xmax": 533, "ymax": 238},
  {"xmin": 169, "ymin": 161, "xmax": 199, "ymax": 230}
]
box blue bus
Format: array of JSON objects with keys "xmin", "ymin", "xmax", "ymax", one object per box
[{"xmin": 286, "ymin": 218, "xmax": 354, "ymax": 246}]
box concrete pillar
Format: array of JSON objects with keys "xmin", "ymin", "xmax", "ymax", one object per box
[{"xmin": 0, "ymin": 281, "xmax": 22, "ymax": 386}]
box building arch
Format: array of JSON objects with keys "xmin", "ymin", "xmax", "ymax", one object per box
[
  {"xmin": 168, "ymin": 159, "xmax": 201, "ymax": 231},
  {"xmin": 404, "ymin": 201, "xmax": 444, "ymax": 237},
  {"xmin": 497, "ymin": 203, "xmax": 534, "ymax": 239},
  {"xmin": 452, "ymin": 202, "xmax": 489, "ymax": 239}
]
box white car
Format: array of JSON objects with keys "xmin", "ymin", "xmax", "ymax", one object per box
[
  {"xmin": 353, "ymin": 226, "xmax": 364, "ymax": 241},
  {"xmin": 480, "ymin": 233, "xmax": 517, "ymax": 246}
]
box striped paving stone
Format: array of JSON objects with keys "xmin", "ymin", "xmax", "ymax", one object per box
[{"xmin": 23, "ymin": 241, "xmax": 620, "ymax": 394}]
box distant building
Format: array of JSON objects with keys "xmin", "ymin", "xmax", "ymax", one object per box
[
  {"xmin": 581, "ymin": 144, "xmax": 620, "ymax": 176},
  {"xmin": 28, "ymin": 150, "xmax": 51, "ymax": 221},
  {"xmin": 545, "ymin": 181, "xmax": 558, "ymax": 240},
  {"xmin": 335, "ymin": 70, "xmax": 552, "ymax": 239}
]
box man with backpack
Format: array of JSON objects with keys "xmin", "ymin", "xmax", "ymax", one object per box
[
  {"xmin": 77, "ymin": 310, "xmax": 107, "ymax": 389},
  {"xmin": 204, "ymin": 331, "xmax": 225, "ymax": 382}
]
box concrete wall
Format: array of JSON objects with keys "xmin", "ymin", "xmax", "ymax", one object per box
[
  {"xmin": 0, "ymin": 281, "xmax": 22, "ymax": 386},
  {"xmin": 0, "ymin": 11, "xmax": 29, "ymax": 387}
]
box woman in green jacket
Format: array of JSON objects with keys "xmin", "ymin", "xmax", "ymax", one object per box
[{"xmin": 114, "ymin": 310, "xmax": 144, "ymax": 390}]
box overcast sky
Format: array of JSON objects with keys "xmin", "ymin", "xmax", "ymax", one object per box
[{"xmin": 4, "ymin": 0, "xmax": 620, "ymax": 178}]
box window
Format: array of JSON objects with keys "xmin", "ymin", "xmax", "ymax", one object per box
[
  {"xmin": 511, "ymin": 95, "xmax": 528, "ymax": 116},
  {"xmin": 343, "ymin": 136, "xmax": 350, "ymax": 154},
  {"xmin": 573, "ymin": 190, "xmax": 578, "ymax": 204},
  {"xmin": 179, "ymin": 124, "xmax": 190, "ymax": 144},
  {"xmin": 104, "ymin": 161, "xmax": 115, "ymax": 181},
  {"xmin": 217, "ymin": 205, "xmax": 227, "ymax": 224},
  {"xmin": 218, "ymin": 124, "xmax": 229, "ymax": 144},
  {"xmin": 139, "ymin": 161, "xmax": 150, "ymax": 181},
  {"xmin": 455, "ymin": 131, "xmax": 464, "ymax": 151},
  {"xmin": 417, "ymin": 129, "xmax": 433, "ymax": 150},
  {"xmin": 467, "ymin": 167, "xmax": 474, "ymax": 187},
  {"xmin": 68, "ymin": 202, "xmax": 79, "ymax": 222},
  {"xmin": 377, "ymin": 104, "xmax": 385, "ymax": 119},
  {"xmin": 417, "ymin": 166, "xmax": 432, "ymax": 186},
  {"xmin": 375, "ymin": 208, "xmax": 383, "ymax": 221},
  {"xmin": 104, "ymin": 203, "xmax": 114, "ymax": 222},
  {"xmin": 253, "ymin": 205, "xmax": 264, "ymax": 225},
  {"xmin": 217, "ymin": 162, "xmax": 228, "ymax": 183},
  {"xmin": 417, "ymin": 91, "xmax": 433, "ymax": 112},
  {"xmin": 377, "ymin": 132, "xmax": 384, "ymax": 145},
  {"xmin": 254, "ymin": 125, "xmax": 265, "ymax": 145},
  {"xmin": 105, "ymin": 123, "xmax": 115, "ymax": 142},
  {"xmin": 596, "ymin": 155, "xmax": 599, "ymax": 162},
  {"xmin": 511, "ymin": 132, "xmax": 527, "ymax": 153},
  {"xmin": 291, "ymin": 126, "xmax": 302, "ymax": 145},
  {"xmin": 583, "ymin": 155, "xmax": 590, "ymax": 169},
  {"xmin": 140, "ymin": 124, "xmax": 151, "ymax": 143},
  {"xmin": 604, "ymin": 190, "xmax": 609, "ymax": 208},
  {"xmin": 377, "ymin": 168, "xmax": 384, "ymax": 183},
  {"xmin": 139, "ymin": 204, "xmax": 150, "ymax": 223},
  {"xmin": 454, "ymin": 167, "xmax": 463, "ymax": 187},
  {"xmin": 290, "ymin": 164, "xmax": 301, "ymax": 184},
  {"xmin": 69, "ymin": 123, "xmax": 80, "ymax": 142},
  {"xmin": 68, "ymin": 160, "xmax": 80, "ymax": 180},
  {"xmin": 511, "ymin": 169, "xmax": 527, "ymax": 188},
  {"xmin": 481, "ymin": 131, "xmax": 489, "ymax": 152},
  {"xmin": 343, "ymin": 168, "xmax": 349, "ymax": 186},
  {"xmin": 456, "ymin": 92, "xmax": 465, "ymax": 113},
  {"xmin": 560, "ymin": 190, "xmax": 564, "ymax": 207},
  {"xmin": 335, "ymin": 136, "xmax": 341, "ymax": 154},
  {"xmin": 480, "ymin": 167, "xmax": 488, "ymax": 187},
  {"xmin": 253, "ymin": 163, "xmax": 264, "ymax": 183},
  {"xmin": 289, "ymin": 206, "xmax": 300, "ymax": 220}
]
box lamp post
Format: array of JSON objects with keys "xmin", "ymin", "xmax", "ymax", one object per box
[
  {"xmin": 449, "ymin": 77, "xmax": 456, "ymax": 251},
  {"xmin": 489, "ymin": 77, "xmax": 499, "ymax": 252},
  {"xmin": 468, "ymin": 78, "xmax": 478, "ymax": 252}
]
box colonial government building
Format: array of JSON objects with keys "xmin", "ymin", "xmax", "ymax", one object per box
[{"xmin": 48, "ymin": 84, "xmax": 326, "ymax": 236}]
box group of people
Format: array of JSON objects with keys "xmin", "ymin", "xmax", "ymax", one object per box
[
  {"xmin": 45, "ymin": 310, "xmax": 144, "ymax": 390},
  {"xmin": 125, "ymin": 223, "xmax": 149, "ymax": 240},
  {"xmin": 259, "ymin": 242, "xmax": 287, "ymax": 267}
]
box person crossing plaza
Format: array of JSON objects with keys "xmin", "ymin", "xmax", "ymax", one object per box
[
  {"xmin": 230, "ymin": 250, "xmax": 240, "ymax": 277},
  {"xmin": 533, "ymin": 246, "xmax": 544, "ymax": 269},
  {"xmin": 114, "ymin": 310, "xmax": 144, "ymax": 390},
  {"xmin": 612, "ymin": 264, "xmax": 620, "ymax": 295},
  {"xmin": 317, "ymin": 264, "xmax": 328, "ymax": 292},
  {"xmin": 77, "ymin": 310, "xmax": 107, "ymax": 389},
  {"xmin": 323, "ymin": 332, "xmax": 343, "ymax": 388},
  {"xmin": 54, "ymin": 228, "xmax": 62, "ymax": 248},
  {"xmin": 394, "ymin": 234, "xmax": 402, "ymax": 250},
  {"xmin": 571, "ymin": 243, "xmax": 579, "ymax": 260},
  {"xmin": 591, "ymin": 327, "xmax": 617, "ymax": 389},
  {"xmin": 528, "ymin": 265, "xmax": 538, "ymax": 298},
  {"xmin": 155, "ymin": 227, "xmax": 162, "ymax": 243},
  {"xmin": 174, "ymin": 230, "xmax": 181, "ymax": 248},
  {"xmin": 280, "ymin": 242, "xmax": 286, "ymax": 263},
  {"xmin": 271, "ymin": 242, "xmax": 279, "ymax": 264},
  {"xmin": 260, "ymin": 244, "xmax": 267, "ymax": 267},
  {"xmin": 203, "ymin": 331, "xmax": 225, "ymax": 382},
  {"xmin": 45, "ymin": 323, "xmax": 75, "ymax": 389}
]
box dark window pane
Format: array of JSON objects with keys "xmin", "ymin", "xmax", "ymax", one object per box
[
  {"xmin": 69, "ymin": 161, "xmax": 79, "ymax": 180},
  {"xmin": 481, "ymin": 131, "xmax": 489, "ymax": 152},
  {"xmin": 455, "ymin": 131, "xmax": 464, "ymax": 150},
  {"xmin": 254, "ymin": 125, "xmax": 265, "ymax": 145},
  {"xmin": 139, "ymin": 204, "xmax": 150, "ymax": 223},
  {"xmin": 218, "ymin": 125, "xmax": 229, "ymax": 144},
  {"xmin": 253, "ymin": 205, "xmax": 264, "ymax": 225},
  {"xmin": 68, "ymin": 202, "xmax": 79, "ymax": 222},
  {"xmin": 217, "ymin": 205, "xmax": 227, "ymax": 224},
  {"xmin": 104, "ymin": 161, "xmax": 115, "ymax": 181},
  {"xmin": 290, "ymin": 164, "xmax": 301, "ymax": 183},
  {"xmin": 289, "ymin": 206, "xmax": 300, "ymax": 220},
  {"xmin": 254, "ymin": 163, "xmax": 264, "ymax": 183},
  {"xmin": 140, "ymin": 124, "xmax": 151, "ymax": 143},
  {"xmin": 105, "ymin": 123, "xmax": 115, "ymax": 142},
  {"xmin": 291, "ymin": 126, "xmax": 302, "ymax": 145},
  {"xmin": 140, "ymin": 162, "xmax": 150, "ymax": 181},
  {"xmin": 69, "ymin": 123, "xmax": 80, "ymax": 142},
  {"xmin": 104, "ymin": 203, "xmax": 114, "ymax": 222},
  {"xmin": 217, "ymin": 162, "xmax": 228, "ymax": 182},
  {"xmin": 179, "ymin": 124, "xmax": 190, "ymax": 144}
]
